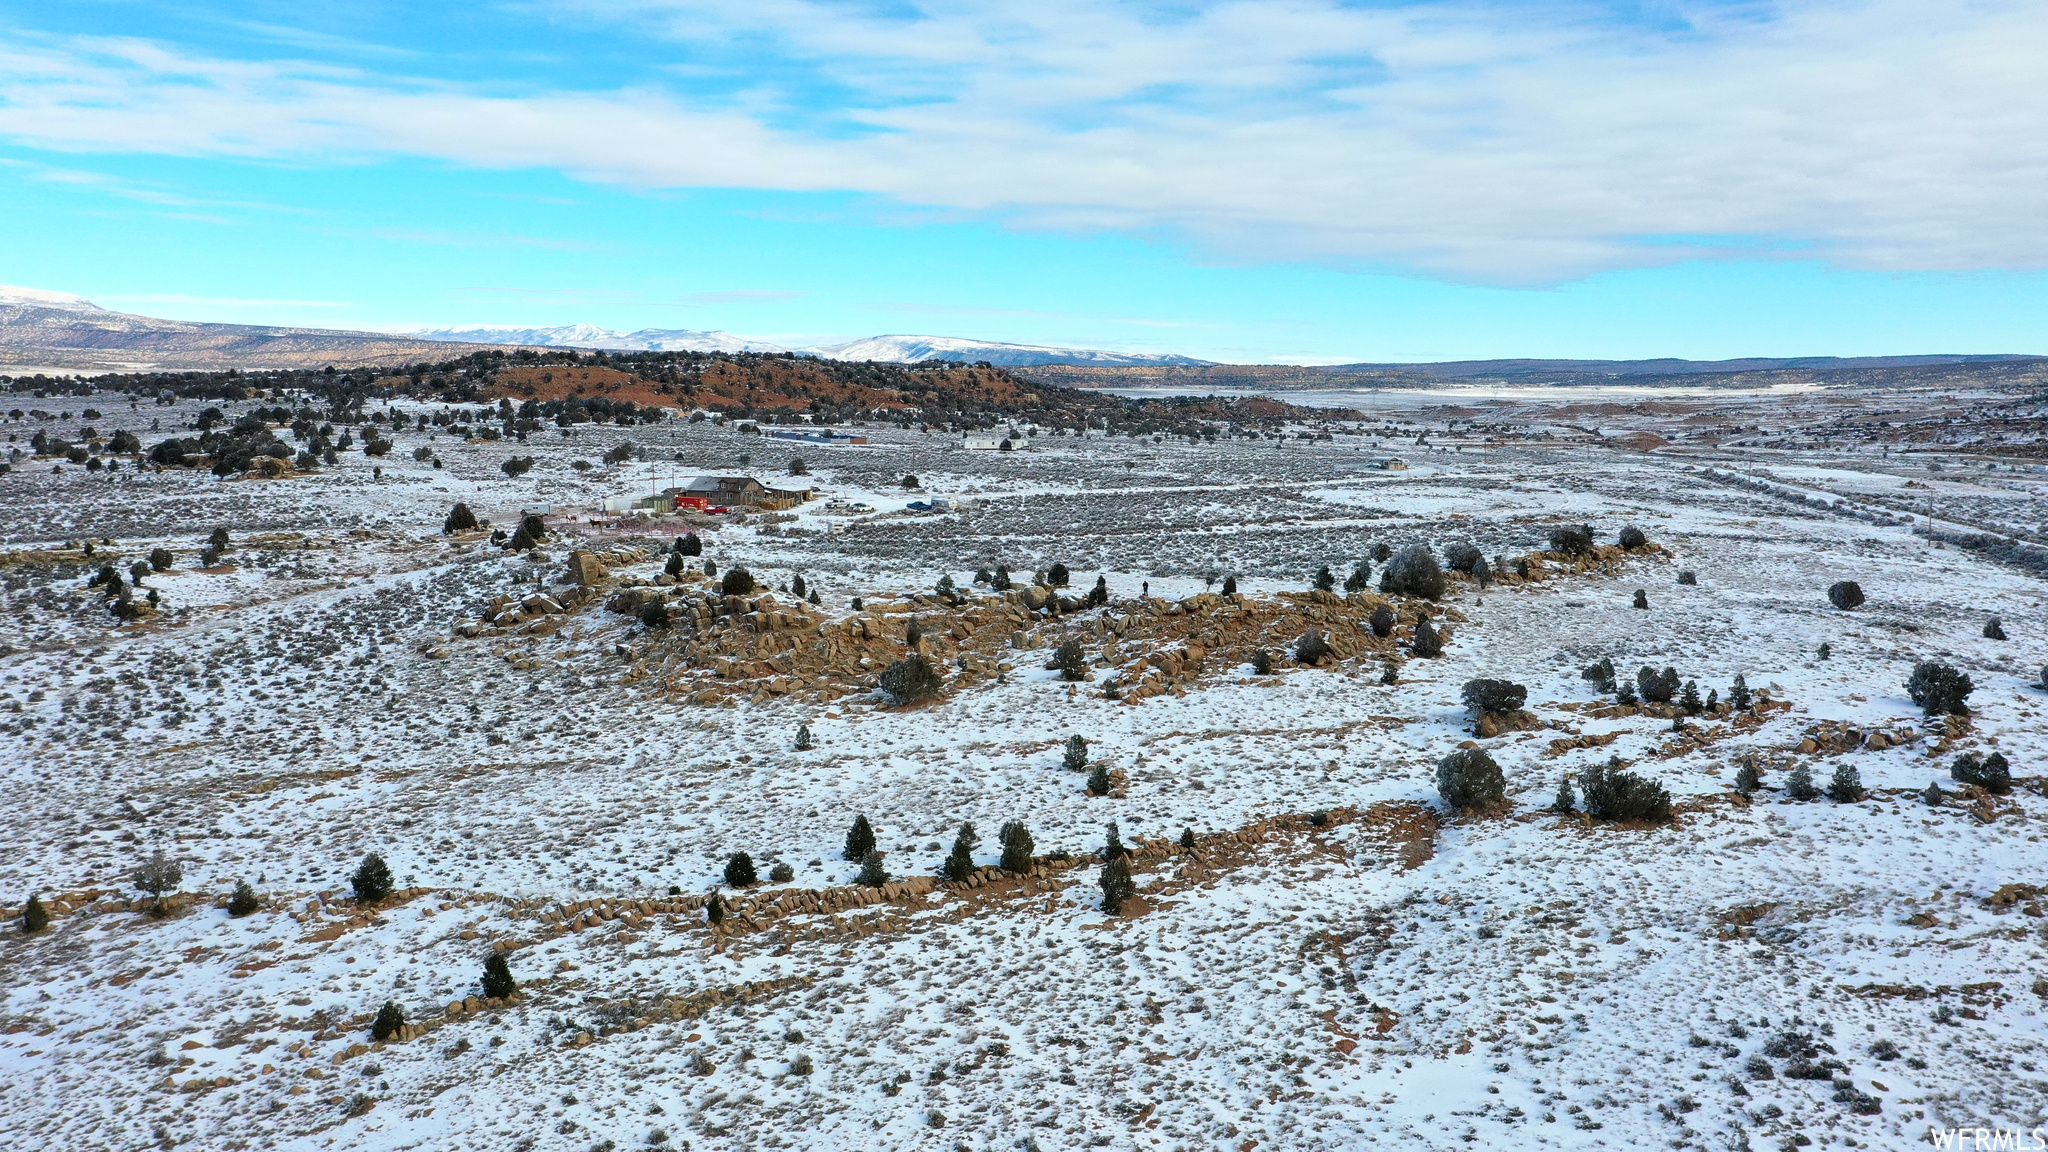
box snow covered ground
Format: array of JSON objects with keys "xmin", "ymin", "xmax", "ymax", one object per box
[{"xmin": 2, "ymin": 385, "xmax": 2046, "ymax": 1151}]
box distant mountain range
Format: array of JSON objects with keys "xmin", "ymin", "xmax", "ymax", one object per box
[
  {"xmin": 407, "ymin": 323, "xmax": 1214, "ymax": 367},
  {"xmin": 1321, "ymin": 354, "xmax": 2044, "ymax": 379}
]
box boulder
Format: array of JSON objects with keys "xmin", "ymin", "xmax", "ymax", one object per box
[{"xmin": 567, "ymin": 551, "xmax": 609, "ymax": 585}]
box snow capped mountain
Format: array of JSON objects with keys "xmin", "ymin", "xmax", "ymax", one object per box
[
  {"xmin": 803, "ymin": 334, "xmax": 1213, "ymax": 367},
  {"xmin": 407, "ymin": 324, "xmax": 790, "ymax": 354},
  {"xmin": 407, "ymin": 324, "xmax": 1208, "ymax": 366},
  {"xmin": 0, "ymin": 285, "xmax": 106, "ymax": 312}
]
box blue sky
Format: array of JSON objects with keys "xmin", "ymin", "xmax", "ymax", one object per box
[{"xmin": 2, "ymin": 0, "xmax": 2045, "ymax": 363}]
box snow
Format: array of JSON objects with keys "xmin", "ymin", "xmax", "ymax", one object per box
[
  {"xmin": 1, "ymin": 384, "xmax": 2046, "ymax": 1150},
  {"xmin": 0, "ymin": 285, "xmax": 104, "ymax": 312}
]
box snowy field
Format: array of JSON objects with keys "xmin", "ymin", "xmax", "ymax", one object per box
[{"xmin": 2, "ymin": 384, "xmax": 2046, "ymax": 1152}]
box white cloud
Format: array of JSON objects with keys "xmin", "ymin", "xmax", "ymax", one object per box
[{"xmin": 1, "ymin": 2, "xmax": 2045, "ymax": 284}]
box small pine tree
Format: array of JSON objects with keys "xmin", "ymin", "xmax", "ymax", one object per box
[
  {"xmin": 808, "ymin": 588, "xmax": 821, "ymax": 606},
  {"xmin": 879, "ymin": 654, "xmax": 943, "ymax": 702},
  {"xmin": 1951, "ymin": 751, "xmax": 2012, "ymax": 794},
  {"xmin": 844, "ymin": 815, "xmax": 876, "ymax": 861},
  {"xmin": 351, "ymin": 852, "xmax": 393, "ymax": 905},
  {"xmin": 1817, "ymin": 642, "xmax": 1831, "ymax": 661},
  {"xmin": 1706, "ymin": 687, "xmax": 1719, "ymax": 711},
  {"xmin": 724, "ymin": 852, "xmax": 758, "ymax": 887},
  {"xmin": 1221, "ymin": 575, "xmax": 1237, "ymax": 596},
  {"xmin": 1553, "ymin": 776, "xmax": 1576, "ymax": 812},
  {"xmin": 208, "ymin": 527, "xmax": 230, "ymax": 551},
  {"xmin": 720, "ymin": 567, "xmax": 757, "ymax": 596},
  {"xmin": 942, "ymin": 822, "xmax": 978, "ymax": 881},
  {"xmin": 974, "ymin": 567, "xmax": 993, "ymax": 584},
  {"xmin": 793, "ymin": 573, "xmax": 808, "ymax": 598},
  {"xmin": 1923, "ymin": 781, "xmax": 1945, "ymax": 807},
  {"xmin": 23, "ymin": 892, "xmax": 49, "ymax": 935},
  {"xmin": 998, "ymin": 821, "xmax": 1035, "ymax": 873},
  {"xmin": 1251, "ymin": 650, "xmax": 1273, "ymax": 675},
  {"xmin": 1343, "ymin": 563, "xmax": 1372, "ymax": 593},
  {"xmin": 1100, "ymin": 857, "xmax": 1136, "ymax": 915},
  {"xmin": 1047, "ymin": 563, "xmax": 1070, "ymax": 587},
  {"xmin": 482, "ymin": 952, "xmax": 517, "ymax": 999},
  {"xmin": 1054, "ymin": 639, "xmax": 1088, "ymax": 681},
  {"xmin": 135, "ymin": 850, "xmax": 183, "ymax": 912},
  {"xmin": 857, "ymin": 849, "xmax": 888, "ymax": 887},
  {"xmin": 678, "ymin": 533, "xmax": 702, "ymax": 556},
  {"xmin": 1102, "ymin": 822, "xmax": 1128, "ymax": 861},
  {"xmin": 664, "ymin": 552, "xmax": 687, "ymax": 578},
  {"xmin": 228, "ymin": 880, "xmax": 260, "ymax": 917},
  {"xmin": 1784, "ymin": 765, "xmax": 1820, "ymax": 801},
  {"xmin": 1632, "ymin": 589, "xmax": 1649, "ymax": 609},
  {"xmin": 1680, "ymin": 680, "xmax": 1703, "ymax": 714},
  {"xmin": 1380, "ymin": 662, "xmax": 1398, "ymax": 685},
  {"xmin": 1581, "ymin": 657, "xmax": 1616, "ymax": 693},
  {"xmin": 1087, "ymin": 762, "xmax": 1112, "ymax": 796},
  {"xmin": 1063, "ymin": 735, "xmax": 1089, "ymax": 773},
  {"xmin": 1314, "ymin": 565, "xmax": 1336, "ymax": 593},
  {"xmin": 1411, "ymin": 617, "xmax": 1443, "ymax": 657},
  {"xmin": 1729, "ymin": 674, "xmax": 1752, "ymax": 711},
  {"xmin": 795, "ymin": 723, "xmax": 814, "ymax": 751},
  {"xmin": 371, "ymin": 1001, "xmax": 405, "ymax": 1041},
  {"xmin": 1826, "ymin": 764, "xmax": 1864, "ymax": 803},
  {"xmin": 1615, "ymin": 679, "xmax": 1638, "ymax": 706},
  {"xmin": 1734, "ymin": 761, "xmax": 1762, "ymax": 794},
  {"xmin": 1179, "ymin": 827, "xmax": 1196, "ymax": 850},
  {"xmin": 992, "ymin": 565, "xmax": 1012, "ymax": 590},
  {"xmin": 705, "ymin": 893, "xmax": 726, "ymax": 926}
]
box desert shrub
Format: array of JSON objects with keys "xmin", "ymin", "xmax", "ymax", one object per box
[
  {"xmin": 1062, "ymin": 735, "xmax": 1089, "ymax": 773},
  {"xmin": 1221, "ymin": 575, "xmax": 1237, "ymax": 596},
  {"xmin": 999, "ymin": 821, "xmax": 1035, "ymax": 872},
  {"xmin": 371, "ymin": 1002, "xmax": 405, "ymax": 1041},
  {"xmin": 1294, "ymin": 629, "xmax": 1331, "ymax": 664},
  {"xmin": 148, "ymin": 547, "xmax": 173, "ymax": 571},
  {"xmin": 879, "ymin": 654, "xmax": 943, "ymax": 702},
  {"xmin": 1923, "ymin": 781, "xmax": 1945, "ymax": 806},
  {"xmin": 1618, "ymin": 525, "xmax": 1647, "ymax": 550},
  {"xmin": 1552, "ymin": 777, "xmax": 1576, "ymax": 812},
  {"xmin": 991, "ymin": 565, "xmax": 1012, "ymax": 590},
  {"xmin": 1411, "ymin": 618, "xmax": 1443, "ymax": 657},
  {"xmin": 1046, "ymin": 562, "xmax": 1070, "ymax": 587},
  {"xmin": 1380, "ymin": 545, "xmax": 1447, "ymax": 600},
  {"xmin": 1984, "ymin": 617, "xmax": 2007, "ymax": 641},
  {"xmin": 1053, "ymin": 639, "xmax": 1088, "ymax": 681},
  {"xmin": 1343, "ymin": 562, "xmax": 1372, "ymax": 593},
  {"xmin": 1250, "ymin": 650, "xmax": 1273, "ymax": 675},
  {"xmin": 640, "ymin": 601, "xmax": 670, "ymax": 629},
  {"xmin": 501, "ymin": 456, "xmax": 534, "ymax": 478},
  {"xmin": 208, "ymin": 527, "xmax": 231, "ymax": 550},
  {"xmin": 1906, "ymin": 661, "xmax": 1973, "ymax": 715},
  {"xmin": 1548, "ymin": 525, "xmax": 1594, "ymax": 556},
  {"xmin": 724, "ymin": 852, "xmax": 758, "ymax": 887},
  {"xmin": 843, "ymin": 815, "xmax": 876, "ymax": 861},
  {"xmin": 351, "ymin": 852, "xmax": 393, "ymax": 905},
  {"xmin": 22, "ymin": 892, "xmax": 49, "ymax": 934},
  {"xmin": 1581, "ymin": 657, "xmax": 1616, "ymax": 692},
  {"xmin": 1435, "ymin": 748, "xmax": 1505, "ymax": 812},
  {"xmin": 228, "ymin": 881, "xmax": 260, "ymax": 917},
  {"xmin": 1313, "ymin": 565, "xmax": 1335, "ymax": 592},
  {"xmin": 1369, "ymin": 605, "xmax": 1395, "ymax": 638},
  {"xmin": 135, "ymin": 850, "xmax": 183, "ymax": 910},
  {"xmin": 1615, "ymin": 678, "xmax": 1637, "ymax": 705},
  {"xmin": 1951, "ymin": 751, "xmax": 2011, "ymax": 794},
  {"xmin": 769, "ymin": 861, "xmax": 794, "ymax": 883},
  {"xmin": 1636, "ymin": 665, "xmax": 1679, "ymax": 704},
  {"xmin": 1734, "ymin": 761, "xmax": 1762, "ymax": 794},
  {"xmin": 857, "ymin": 849, "xmax": 888, "ymax": 887},
  {"xmin": 605, "ymin": 442, "xmax": 636, "ymax": 465},
  {"xmin": 1381, "ymin": 662, "xmax": 1399, "ymax": 684},
  {"xmin": 1784, "ymin": 764, "xmax": 1820, "ymax": 801},
  {"xmin": 1827, "ymin": 580, "xmax": 1865, "ymax": 610},
  {"xmin": 720, "ymin": 568, "xmax": 757, "ymax": 596},
  {"xmin": 1580, "ymin": 761, "xmax": 1673, "ymax": 822},
  {"xmin": 1461, "ymin": 678, "xmax": 1526, "ymax": 716},
  {"xmin": 439, "ymin": 503, "xmax": 481, "ymax": 535},
  {"xmin": 1826, "ymin": 764, "xmax": 1864, "ymax": 802},
  {"xmin": 942, "ymin": 822, "xmax": 978, "ymax": 881},
  {"xmin": 1677, "ymin": 569, "xmax": 1697, "ymax": 585},
  {"xmin": 1100, "ymin": 858, "xmax": 1136, "ymax": 915},
  {"xmin": 1440, "ymin": 542, "xmax": 1482, "ymax": 574},
  {"xmin": 507, "ymin": 514, "xmax": 546, "ymax": 552},
  {"xmin": 1373, "ymin": 542, "xmax": 1392, "ymax": 562},
  {"xmin": 1632, "ymin": 589, "xmax": 1649, "ymax": 609},
  {"xmin": 1744, "ymin": 1055, "xmax": 1774, "ymax": 1081},
  {"xmin": 482, "ymin": 952, "xmax": 518, "ymax": 999}
]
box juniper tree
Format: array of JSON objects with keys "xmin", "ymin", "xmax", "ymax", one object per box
[
  {"xmin": 1179, "ymin": 827, "xmax": 1196, "ymax": 850},
  {"xmin": 1102, "ymin": 822, "xmax": 1128, "ymax": 861},
  {"xmin": 442, "ymin": 503, "xmax": 479, "ymax": 533},
  {"xmin": 22, "ymin": 892, "xmax": 49, "ymax": 935},
  {"xmin": 1582, "ymin": 657, "xmax": 1617, "ymax": 693},
  {"xmin": 640, "ymin": 601, "xmax": 670, "ymax": 629},
  {"xmin": 1251, "ymin": 650, "xmax": 1274, "ymax": 675},
  {"xmin": 1373, "ymin": 542, "xmax": 1392, "ymax": 562},
  {"xmin": 1817, "ymin": 642, "xmax": 1831, "ymax": 660},
  {"xmin": 795, "ymin": 723, "xmax": 814, "ymax": 751},
  {"xmin": 720, "ymin": 567, "xmax": 757, "ymax": 596},
  {"xmin": 1951, "ymin": 751, "xmax": 2012, "ymax": 794},
  {"xmin": 942, "ymin": 822, "xmax": 979, "ymax": 881},
  {"xmin": 1054, "ymin": 639, "xmax": 1088, "ymax": 680},
  {"xmin": 880, "ymin": 654, "xmax": 943, "ymax": 702},
  {"xmin": 1827, "ymin": 580, "xmax": 1864, "ymax": 610},
  {"xmin": 351, "ymin": 852, "xmax": 393, "ymax": 905},
  {"xmin": 1615, "ymin": 679, "xmax": 1638, "ymax": 706},
  {"xmin": 1221, "ymin": 575, "xmax": 1237, "ymax": 596},
  {"xmin": 1636, "ymin": 666, "xmax": 1679, "ymax": 704},
  {"xmin": 934, "ymin": 574, "xmax": 955, "ymax": 598},
  {"xmin": 135, "ymin": 850, "xmax": 183, "ymax": 913},
  {"xmin": 857, "ymin": 849, "xmax": 888, "ymax": 887},
  {"xmin": 1677, "ymin": 570, "xmax": 1697, "ymax": 585},
  {"xmin": 808, "ymin": 589, "xmax": 821, "ymax": 605},
  {"xmin": 704, "ymin": 559, "xmax": 718, "ymax": 577},
  {"xmin": 1923, "ymin": 781, "xmax": 1945, "ymax": 807},
  {"xmin": 1062, "ymin": 735, "xmax": 1089, "ymax": 773},
  {"xmin": 1381, "ymin": 545, "xmax": 1447, "ymax": 600},
  {"xmin": 1411, "ymin": 617, "xmax": 1443, "ymax": 657},
  {"xmin": 1784, "ymin": 765, "xmax": 1820, "ymax": 801},
  {"xmin": 1443, "ymin": 542, "xmax": 1482, "ymax": 573},
  {"xmin": 664, "ymin": 552, "xmax": 687, "ymax": 578},
  {"xmin": 725, "ymin": 852, "xmax": 758, "ymax": 887},
  {"xmin": 1579, "ymin": 760, "xmax": 1674, "ymax": 822},
  {"xmin": 507, "ymin": 513, "xmax": 545, "ymax": 551},
  {"xmin": 1907, "ymin": 661, "xmax": 1972, "ymax": 716},
  {"xmin": 1314, "ymin": 565, "xmax": 1336, "ymax": 593},
  {"xmin": 1472, "ymin": 555, "xmax": 1492, "ymax": 588},
  {"xmin": 678, "ymin": 533, "xmax": 702, "ymax": 556},
  {"xmin": 706, "ymin": 893, "xmax": 726, "ymax": 926},
  {"xmin": 482, "ymin": 952, "xmax": 518, "ymax": 999},
  {"xmin": 905, "ymin": 618, "xmax": 923, "ymax": 648},
  {"xmin": 998, "ymin": 821, "xmax": 1035, "ymax": 873},
  {"xmin": 1680, "ymin": 680, "xmax": 1702, "ymax": 714},
  {"xmin": 1632, "ymin": 589, "xmax": 1649, "ymax": 610},
  {"xmin": 1087, "ymin": 761, "xmax": 1113, "ymax": 796},
  {"xmin": 792, "ymin": 573, "xmax": 808, "ymax": 598},
  {"xmin": 228, "ymin": 880, "xmax": 260, "ymax": 917},
  {"xmin": 1984, "ymin": 618, "xmax": 2007, "ymax": 641},
  {"xmin": 371, "ymin": 1002, "xmax": 405, "ymax": 1041},
  {"xmin": 1369, "ymin": 604, "xmax": 1395, "ymax": 639},
  {"xmin": 1734, "ymin": 761, "xmax": 1762, "ymax": 794},
  {"xmin": 1343, "ymin": 563, "xmax": 1372, "ymax": 593},
  {"xmin": 208, "ymin": 527, "xmax": 231, "ymax": 551},
  {"xmin": 992, "ymin": 565, "xmax": 1012, "ymax": 590},
  {"xmin": 1435, "ymin": 748, "xmax": 1506, "ymax": 812},
  {"xmin": 1461, "ymin": 678, "xmax": 1527, "ymax": 716},
  {"xmin": 1047, "ymin": 563, "xmax": 1070, "ymax": 587},
  {"xmin": 1087, "ymin": 576, "xmax": 1108, "ymax": 607},
  {"xmin": 1618, "ymin": 525, "xmax": 1647, "ymax": 550},
  {"xmin": 1547, "ymin": 525, "xmax": 1593, "ymax": 556},
  {"xmin": 149, "ymin": 547, "xmax": 173, "ymax": 571},
  {"xmin": 1826, "ymin": 764, "xmax": 1864, "ymax": 803},
  {"xmin": 1100, "ymin": 857, "xmax": 1136, "ymax": 915},
  {"xmin": 1553, "ymin": 776, "xmax": 1577, "ymax": 813}
]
